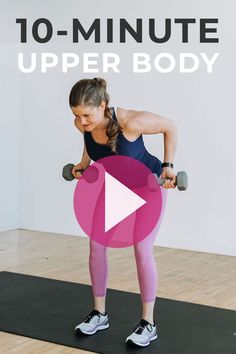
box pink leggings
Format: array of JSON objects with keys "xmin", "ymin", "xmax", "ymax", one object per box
[{"xmin": 89, "ymin": 187, "xmax": 168, "ymax": 303}]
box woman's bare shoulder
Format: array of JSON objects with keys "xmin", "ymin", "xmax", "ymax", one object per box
[
  {"xmin": 116, "ymin": 107, "xmax": 139, "ymax": 128},
  {"xmin": 116, "ymin": 107, "xmax": 142, "ymax": 140}
]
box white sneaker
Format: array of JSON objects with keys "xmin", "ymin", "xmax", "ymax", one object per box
[
  {"xmin": 126, "ymin": 319, "xmax": 158, "ymax": 347},
  {"xmin": 74, "ymin": 309, "xmax": 109, "ymax": 335}
]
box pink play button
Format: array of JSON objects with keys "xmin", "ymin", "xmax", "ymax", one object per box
[
  {"xmin": 105, "ymin": 171, "xmax": 147, "ymax": 232},
  {"xmin": 73, "ymin": 156, "xmax": 162, "ymax": 248}
]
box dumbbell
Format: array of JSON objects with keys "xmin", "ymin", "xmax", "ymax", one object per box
[
  {"xmin": 148, "ymin": 171, "xmax": 188, "ymax": 191},
  {"xmin": 62, "ymin": 163, "xmax": 99, "ymax": 183}
]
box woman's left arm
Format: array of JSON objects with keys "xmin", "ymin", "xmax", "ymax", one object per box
[{"xmin": 126, "ymin": 111, "xmax": 178, "ymax": 189}]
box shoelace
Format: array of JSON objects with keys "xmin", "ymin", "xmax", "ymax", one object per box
[
  {"xmin": 134, "ymin": 320, "xmax": 153, "ymax": 334},
  {"xmin": 135, "ymin": 323, "xmax": 146, "ymax": 334},
  {"xmin": 83, "ymin": 310, "xmax": 100, "ymax": 323}
]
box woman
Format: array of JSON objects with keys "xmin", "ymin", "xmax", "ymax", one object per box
[{"xmin": 69, "ymin": 77, "xmax": 177, "ymax": 347}]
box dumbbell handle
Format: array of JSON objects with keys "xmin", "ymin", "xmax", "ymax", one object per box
[
  {"xmin": 158, "ymin": 177, "xmax": 174, "ymax": 185},
  {"xmin": 157, "ymin": 171, "xmax": 188, "ymax": 191},
  {"xmin": 75, "ymin": 168, "xmax": 84, "ymax": 175}
]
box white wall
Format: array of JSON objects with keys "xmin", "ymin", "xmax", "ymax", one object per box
[
  {"xmin": 0, "ymin": 0, "xmax": 235, "ymax": 256},
  {"xmin": 0, "ymin": 44, "xmax": 20, "ymax": 231}
]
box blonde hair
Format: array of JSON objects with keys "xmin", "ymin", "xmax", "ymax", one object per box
[{"xmin": 69, "ymin": 77, "xmax": 122, "ymax": 153}]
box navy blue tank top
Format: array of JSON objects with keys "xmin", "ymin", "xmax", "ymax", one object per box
[{"xmin": 84, "ymin": 107, "xmax": 162, "ymax": 176}]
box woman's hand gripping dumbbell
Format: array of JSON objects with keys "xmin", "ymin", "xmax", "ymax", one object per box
[
  {"xmin": 148, "ymin": 171, "xmax": 188, "ymax": 191},
  {"xmin": 62, "ymin": 163, "xmax": 99, "ymax": 183}
]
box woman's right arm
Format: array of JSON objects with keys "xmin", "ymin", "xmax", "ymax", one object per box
[{"xmin": 72, "ymin": 117, "xmax": 91, "ymax": 179}]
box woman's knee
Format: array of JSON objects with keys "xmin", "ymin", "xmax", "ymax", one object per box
[
  {"xmin": 134, "ymin": 243, "xmax": 154, "ymax": 265},
  {"xmin": 90, "ymin": 239, "xmax": 107, "ymax": 256}
]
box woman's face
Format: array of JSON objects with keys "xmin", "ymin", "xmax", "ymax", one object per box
[{"xmin": 71, "ymin": 102, "xmax": 106, "ymax": 131}]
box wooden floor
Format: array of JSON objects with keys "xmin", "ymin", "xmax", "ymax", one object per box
[{"xmin": 0, "ymin": 229, "xmax": 235, "ymax": 353}]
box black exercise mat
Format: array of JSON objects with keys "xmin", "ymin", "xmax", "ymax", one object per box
[{"xmin": 0, "ymin": 271, "xmax": 235, "ymax": 354}]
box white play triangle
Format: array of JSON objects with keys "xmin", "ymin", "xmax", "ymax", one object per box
[{"xmin": 105, "ymin": 172, "xmax": 146, "ymax": 232}]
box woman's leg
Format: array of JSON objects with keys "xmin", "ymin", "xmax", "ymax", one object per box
[
  {"xmin": 89, "ymin": 181, "xmax": 108, "ymax": 314},
  {"xmin": 133, "ymin": 187, "xmax": 168, "ymax": 324},
  {"xmin": 89, "ymin": 238, "xmax": 108, "ymax": 313}
]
